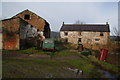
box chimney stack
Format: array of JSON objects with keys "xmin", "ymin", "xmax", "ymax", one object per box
[
  {"xmin": 62, "ymin": 22, "xmax": 64, "ymax": 26},
  {"xmin": 106, "ymin": 22, "xmax": 109, "ymax": 26},
  {"xmin": 106, "ymin": 22, "xmax": 108, "ymax": 25}
]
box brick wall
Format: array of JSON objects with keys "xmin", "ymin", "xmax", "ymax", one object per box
[
  {"xmin": 2, "ymin": 18, "xmax": 20, "ymax": 50},
  {"xmin": 13, "ymin": 10, "xmax": 45, "ymax": 31}
]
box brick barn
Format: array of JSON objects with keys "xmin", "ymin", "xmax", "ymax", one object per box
[
  {"xmin": 60, "ymin": 22, "xmax": 110, "ymax": 50},
  {"xmin": 1, "ymin": 9, "xmax": 51, "ymax": 50}
]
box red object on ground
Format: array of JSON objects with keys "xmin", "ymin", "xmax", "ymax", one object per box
[{"xmin": 99, "ymin": 49, "xmax": 108, "ymax": 61}]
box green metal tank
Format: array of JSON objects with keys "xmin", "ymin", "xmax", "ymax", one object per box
[{"xmin": 42, "ymin": 38, "xmax": 55, "ymax": 51}]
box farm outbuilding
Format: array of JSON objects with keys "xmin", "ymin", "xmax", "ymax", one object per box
[
  {"xmin": 60, "ymin": 22, "xmax": 110, "ymax": 50},
  {"xmin": 1, "ymin": 9, "xmax": 51, "ymax": 50}
]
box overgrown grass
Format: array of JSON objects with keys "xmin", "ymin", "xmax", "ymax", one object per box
[
  {"xmin": 88, "ymin": 55, "xmax": 120, "ymax": 75},
  {"xmin": 3, "ymin": 58, "xmax": 105, "ymax": 78},
  {"xmin": 54, "ymin": 50, "xmax": 78, "ymax": 56},
  {"xmin": 2, "ymin": 40, "xmax": 120, "ymax": 78},
  {"xmin": 79, "ymin": 54, "xmax": 120, "ymax": 76},
  {"xmin": 66, "ymin": 59, "xmax": 104, "ymax": 78},
  {"xmin": 21, "ymin": 47, "xmax": 51, "ymax": 55},
  {"xmin": 3, "ymin": 59, "xmax": 66, "ymax": 78},
  {"xmin": 2, "ymin": 49, "xmax": 22, "ymax": 53}
]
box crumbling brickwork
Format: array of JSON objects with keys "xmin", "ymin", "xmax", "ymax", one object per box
[
  {"xmin": 1, "ymin": 9, "xmax": 51, "ymax": 50},
  {"xmin": 13, "ymin": 9, "xmax": 45, "ymax": 32},
  {"xmin": 13, "ymin": 9, "xmax": 50, "ymax": 38},
  {"xmin": 2, "ymin": 18, "xmax": 20, "ymax": 50}
]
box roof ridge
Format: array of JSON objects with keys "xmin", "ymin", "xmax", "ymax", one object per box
[
  {"xmin": 63, "ymin": 24, "xmax": 107, "ymax": 26},
  {"xmin": 12, "ymin": 9, "xmax": 45, "ymax": 20},
  {"xmin": 60, "ymin": 24, "xmax": 110, "ymax": 32}
]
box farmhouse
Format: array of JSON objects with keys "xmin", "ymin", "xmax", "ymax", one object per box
[
  {"xmin": 60, "ymin": 22, "xmax": 110, "ymax": 49},
  {"xmin": 1, "ymin": 9, "xmax": 51, "ymax": 50}
]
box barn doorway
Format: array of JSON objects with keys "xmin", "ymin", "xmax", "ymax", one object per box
[{"xmin": 43, "ymin": 21, "xmax": 51, "ymax": 38}]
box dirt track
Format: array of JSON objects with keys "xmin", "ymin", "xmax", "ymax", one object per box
[
  {"xmin": 2, "ymin": 52, "xmax": 50, "ymax": 60},
  {"xmin": 2, "ymin": 51, "xmax": 82, "ymax": 60},
  {"xmin": 2, "ymin": 50, "xmax": 120, "ymax": 67}
]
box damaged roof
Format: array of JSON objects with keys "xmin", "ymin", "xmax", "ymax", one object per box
[
  {"xmin": 60, "ymin": 24, "xmax": 110, "ymax": 32},
  {"xmin": 12, "ymin": 9, "xmax": 45, "ymax": 20}
]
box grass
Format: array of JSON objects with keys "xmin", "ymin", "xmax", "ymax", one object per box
[
  {"xmin": 21, "ymin": 47, "xmax": 51, "ymax": 55},
  {"xmin": 3, "ymin": 59, "xmax": 68, "ymax": 78},
  {"xmin": 54, "ymin": 50, "xmax": 78, "ymax": 56},
  {"xmin": 13, "ymin": 45, "xmax": 78, "ymax": 57},
  {"xmin": 79, "ymin": 54, "xmax": 120, "ymax": 76},
  {"xmin": 66, "ymin": 59, "xmax": 104, "ymax": 78},
  {"xmin": 3, "ymin": 58, "xmax": 106, "ymax": 78},
  {"xmin": 2, "ymin": 40, "xmax": 120, "ymax": 78},
  {"xmin": 88, "ymin": 55, "xmax": 120, "ymax": 75}
]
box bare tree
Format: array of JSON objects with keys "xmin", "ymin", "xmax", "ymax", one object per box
[
  {"xmin": 75, "ymin": 20, "xmax": 85, "ymax": 24},
  {"xmin": 112, "ymin": 27, "xmax": 120, "ymax": 43}
]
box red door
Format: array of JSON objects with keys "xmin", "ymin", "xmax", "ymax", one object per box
[{"xmin": 99, "ymin": 49, "xmax": 108, "ymax": 61}]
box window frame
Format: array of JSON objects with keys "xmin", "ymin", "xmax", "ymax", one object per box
[
  {"xmin": 65, "ymin": 38, "xmax": 68, "ymax": 43},
  {"xmin": 64, "ymin": 32, "xmax": 68, "ymax": 36},
  {"xmin": 100, "ymin": 32, "xmax": 104, "ymax": 36},
  {"xmin": 24, "ymin": 14, "xmax": 30, "ymax": 20},
  {"xmin": 78, "ymin": 38, "xmax": 82, "ymax": 42},
  {"xmin": 95, "ymin": 39, "xmax": 100, "ymax": 41}
]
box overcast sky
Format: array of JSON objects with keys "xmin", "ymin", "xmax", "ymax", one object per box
[{"xmin": 1, "ymin": 1, "xmax": 119, "ymax": 35}]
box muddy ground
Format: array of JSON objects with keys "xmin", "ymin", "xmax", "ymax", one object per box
[
  {"xmin": 3, "ymin": 50, "xmax": 120, "ymax": 67},
  {"xmin": 2, "ymin": 51, "xmax": 81, "ymax": 60},
  {"xmin": 2, "ymin": 50, "xmax": 120, "ymax": 78},
  {"xmin": 106, "ymin": 53, "xmax": 120, "ymax": 67},
  {"xmin": 93, "ymin": 51, "xmax": 120, "ymax": 67}
]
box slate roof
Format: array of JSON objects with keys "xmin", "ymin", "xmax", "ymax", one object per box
[{"xmin": 60, "ymin": 24, "xmax": 110, "ymax": 32}]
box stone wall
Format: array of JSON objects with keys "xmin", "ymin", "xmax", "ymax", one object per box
[{"xmin": 60, "ymin": 31, "xmax": 110, "ymax": 50}]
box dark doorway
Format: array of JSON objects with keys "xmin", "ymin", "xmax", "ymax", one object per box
[
  {"xmin": 65, "ymin": 38, "xmax": 68, "ymax": 43},
  {"xmin": 43, "ymin": 21, "xmax": 51, "ymax": 38}
]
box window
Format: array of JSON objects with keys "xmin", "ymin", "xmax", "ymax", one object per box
[
  {"xmin": 95, "ymin": 43, "xmax": 99, "ymax": 45},
  {"xmin": 78, "ymin": 32, "xmax": 82, "ymax": 36},
  {"xmin": 95, "ymin": 39, "xmax": 100, "ymax": 41},
  {"xmin": 64, "ymin": 32, "xmax": 68, "ymax": 36},
  {"xmin": 100, "ymin": 32, "xmax": 104, "ymax": 36},
  {"xmin": 65, "ymin": 38, "xmax": 68, "ymax": 43},
  {"xmin": 24, "ymin": 14, "xmax": 30, "ymax": 20},
  {"xmin": 87, "ymin": 39, "xmax": 91, "ymax": 43},
  {"xmin": 78, "ymin": 38, "xmax": 81, "ymax": 42}
]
